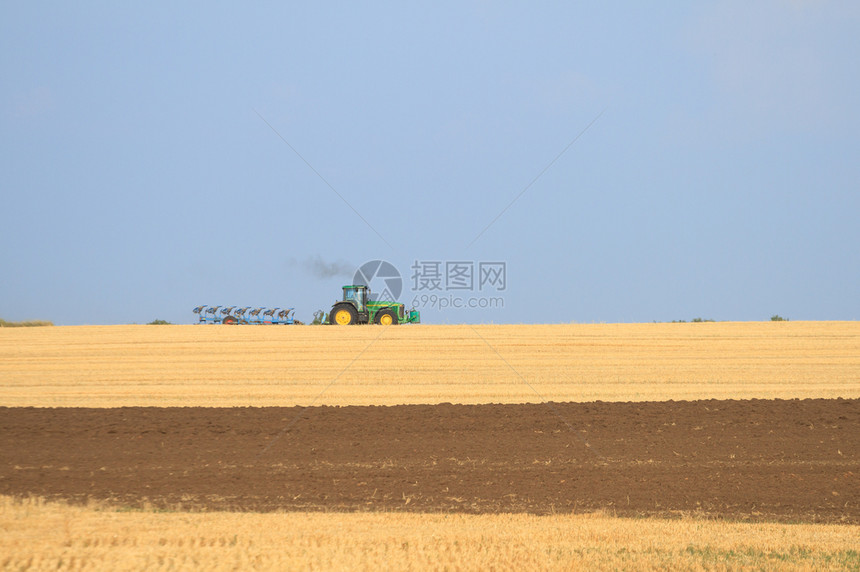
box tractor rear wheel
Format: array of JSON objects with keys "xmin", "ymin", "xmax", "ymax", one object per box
[
  {"xmin": 330, "ymin": 305, "xmax": 357, "ymax": 325},
  {"xmin": 374, "ymin": 309, "xmax": 398, "ymax": 326},
  {"xmin": 223, "ymin": 316, "xmax": 238, "ymax": 325}
]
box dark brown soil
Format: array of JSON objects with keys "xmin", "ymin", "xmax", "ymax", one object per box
[{"xmin": 1, "ymin": 399, "xmax": 857, "ymax": 523}]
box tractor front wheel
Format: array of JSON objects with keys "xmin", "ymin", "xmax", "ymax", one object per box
[
  {"xmin": 330, "ymin": 305, "xmax": 357, "ymax": 325},
  {"xmin": 374, "ymin": 309, "xmax": 398, "ymax": 326}
]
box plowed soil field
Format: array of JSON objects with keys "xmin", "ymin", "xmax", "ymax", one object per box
[{"xmin": 2, "ymin": 399, "xmax": 857, "ymax": 523}]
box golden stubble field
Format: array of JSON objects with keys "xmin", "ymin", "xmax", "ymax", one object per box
[
  {"xmin": 2, "ymin": 496, "xmax": 859, "ymax": 571},
  {"xmin": 0, "ymin": 321, "xmax": 857, "ymax": 407}
]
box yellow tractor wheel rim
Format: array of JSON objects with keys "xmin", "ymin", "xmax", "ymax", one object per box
[
  {"xmin": 379, "ymin": 313, "xmax": 393, "ymax": 325},
  {"xmin": 335, "ymin": 309, "xmax": 352, "ymax": 325}
]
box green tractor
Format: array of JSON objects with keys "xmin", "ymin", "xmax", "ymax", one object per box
[{"xmin": 329, "ymin": 285, "xmax": 420, "ymax": 325}]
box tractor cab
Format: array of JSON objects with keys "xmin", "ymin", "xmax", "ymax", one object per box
[
  {"xmin": 342, "ymin": 285, "xmax": 368, "ymax": 312},
  {"xmin": 329, "ymin": 284, "xmax": 371, "ymax": 325}
]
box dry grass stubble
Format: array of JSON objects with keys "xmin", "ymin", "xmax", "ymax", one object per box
[
  {"xmin": 2, "ymin": 497, "xmax": 858, "ymax": 571},
  {"xmin": 0, "ymin": 321, "xmax": 857, "ymax": 407}
]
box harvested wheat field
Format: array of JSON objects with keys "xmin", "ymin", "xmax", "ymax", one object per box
[
  {"xmin": 3, "ymin": 496, "xmax": 859, "ymax": 571},
  {"xmin": 1, "ymin": 322, "xmax": 858, "ymax": 570},
  {"xmin": 0, "ymin": 321, "xmax": 857, "ymax": 406}
]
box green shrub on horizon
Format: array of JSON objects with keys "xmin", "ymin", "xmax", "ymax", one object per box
[{"xmin": 0, "ymin": 318, "xmax": 54, "ymax": 327}]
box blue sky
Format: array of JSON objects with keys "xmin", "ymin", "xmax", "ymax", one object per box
[{"xmin": 2, "ymin": 2, "xmax": 858, "ymax": 325}]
